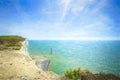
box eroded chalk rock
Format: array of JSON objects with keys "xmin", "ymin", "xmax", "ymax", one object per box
[{"xmin": 32, "ymin": 56, "xmax": 50, "ymax": 71}]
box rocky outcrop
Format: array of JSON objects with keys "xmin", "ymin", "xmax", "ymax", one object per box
[{"xmin": 32, "ymin": 56, "xmax": 50, "ymax": 71}]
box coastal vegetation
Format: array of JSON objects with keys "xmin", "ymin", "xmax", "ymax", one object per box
[
  {"xmin": 0, "ymin": 35, "xmax": 25, "ymax": 50},
  {"xmin": 64, "ymin": 68, "xmax": 92, "ymax": 80},
  {"xmin": 64, "ymin": 68, "xmax": 120, "ymax": 80}
]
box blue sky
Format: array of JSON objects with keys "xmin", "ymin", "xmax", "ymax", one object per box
[{"xmin": 0, "ymin": 0, "xmax": 120, "ymax": 40}]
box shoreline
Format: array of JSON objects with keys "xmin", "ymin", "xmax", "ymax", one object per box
[
  {"xmin": 0, "ymin": 36, "xmax": 120, "ymax": 80},
  {"xmin": 28, "ymin": 40, "xmax": 120, "ymax": 77},
  {"xmin": 30, "ymin": 53, "xmax": 120, "ymax": 77}
]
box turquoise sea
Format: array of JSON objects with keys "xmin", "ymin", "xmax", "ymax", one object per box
[{"xmin": 28, "ymin": 40, "xmax": 120, "ymax": 76}]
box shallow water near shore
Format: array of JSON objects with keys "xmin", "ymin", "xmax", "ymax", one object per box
[{"xmin": 28, "ymin": 40, "xmax": 120, "ymax": 77}]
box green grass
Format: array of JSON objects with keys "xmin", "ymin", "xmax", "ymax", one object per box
[
  {"xmin": 0, "ymin": 35, "xmax": 25, "ymax": 41},
  {"xmin": 64, "ymin": 68, "xmax": 92, "ymax": 80},
  {"xmin": 0, "ymin": 35, "xmax": 25, "ymax": 50},
  {"xmin": 64, "ymin": 68, "xmax": 120, "ymax": 80}
]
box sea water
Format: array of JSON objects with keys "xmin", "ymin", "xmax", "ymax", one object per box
[{"xmin": 28, "ymin": 40, "xmax": 120, "ymax": 76}]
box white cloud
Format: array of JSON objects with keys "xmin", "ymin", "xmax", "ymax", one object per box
[
  {"xmin": 89, "ymin": 0, "xmax": 94, "ymax": 2},
  {"xmin": 59, "ymin": 0, "xmax": 72, "ymax": 20},
  {"xmin": 91, "ymin": 0, "xmax": 107, "ymax": 13},
  {"xmin": 9, "ymin": 20, "xmax": 119, "ymax": 40},
  {"xmin": 59, "ymin": 0, "xmax": 94, "ymax": 21},
  {"xmin": 7, "ymin": 0, "xmax": 119, "ymax": 40},
  {"xmin": 71, "ymin": 0, "xmax": 89, "ymax": 15},
  {"xmin": 59, "ymin": 0, "xmax": 107, "ymax": 21},
  {"xmin": 39, "ymin": 10, "xmax": 59, "ymax": 14}
]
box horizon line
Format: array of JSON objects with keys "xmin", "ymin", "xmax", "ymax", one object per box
[{"xmin": 28, "ymin": 37, "xmax": 120, "ymax": 41}]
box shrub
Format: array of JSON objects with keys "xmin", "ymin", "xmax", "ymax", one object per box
[{"xmin": 64, "ymin": 68, "xmax": 91, "ymax": 80}]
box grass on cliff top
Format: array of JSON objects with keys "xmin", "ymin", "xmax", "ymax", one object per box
[
  {"xmin": 64, "ymin": 68, "xmax": 120, "ymax": 80},
  {"xmin": 0, "ymin": 35, "xmax": 26, "ymax": 50},
  {"xmin": 64, "ymin": 68, "xmax": 91, "ymax": 80}
]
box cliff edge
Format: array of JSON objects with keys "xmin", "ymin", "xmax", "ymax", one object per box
[{"xmin": 0, "ymin": 36, "xmax": 59, "ymax": 80}]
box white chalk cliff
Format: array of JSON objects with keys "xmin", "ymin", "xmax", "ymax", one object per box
[
  {"xmin": 0, "ymin": 39, "xmax": 60, "ymax": 80},
  {"xmin": 20, "ymin": 40, "xmax": 29, "ymax": 55}
]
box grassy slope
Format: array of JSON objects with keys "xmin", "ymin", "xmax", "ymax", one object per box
[{"xmin": 0, "ymin": 35, "xmax": 25, "ymax": 50}]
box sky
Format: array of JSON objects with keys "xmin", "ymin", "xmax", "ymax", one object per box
[{"xmin": 0, "ymin": 0, "xmax": 120, "ymax": 40}]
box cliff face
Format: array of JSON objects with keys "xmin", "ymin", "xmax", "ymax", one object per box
[
  {"xmin": 20, "ymin": 40, "xmax": 29, "ymax": 55},
  {"xmin": 21, "ymin": 40, "xmax": 50, "ymax": 71},
  {"xmin": 0, "ymin": 36, "xmax": 60, "ymax": 80}
]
